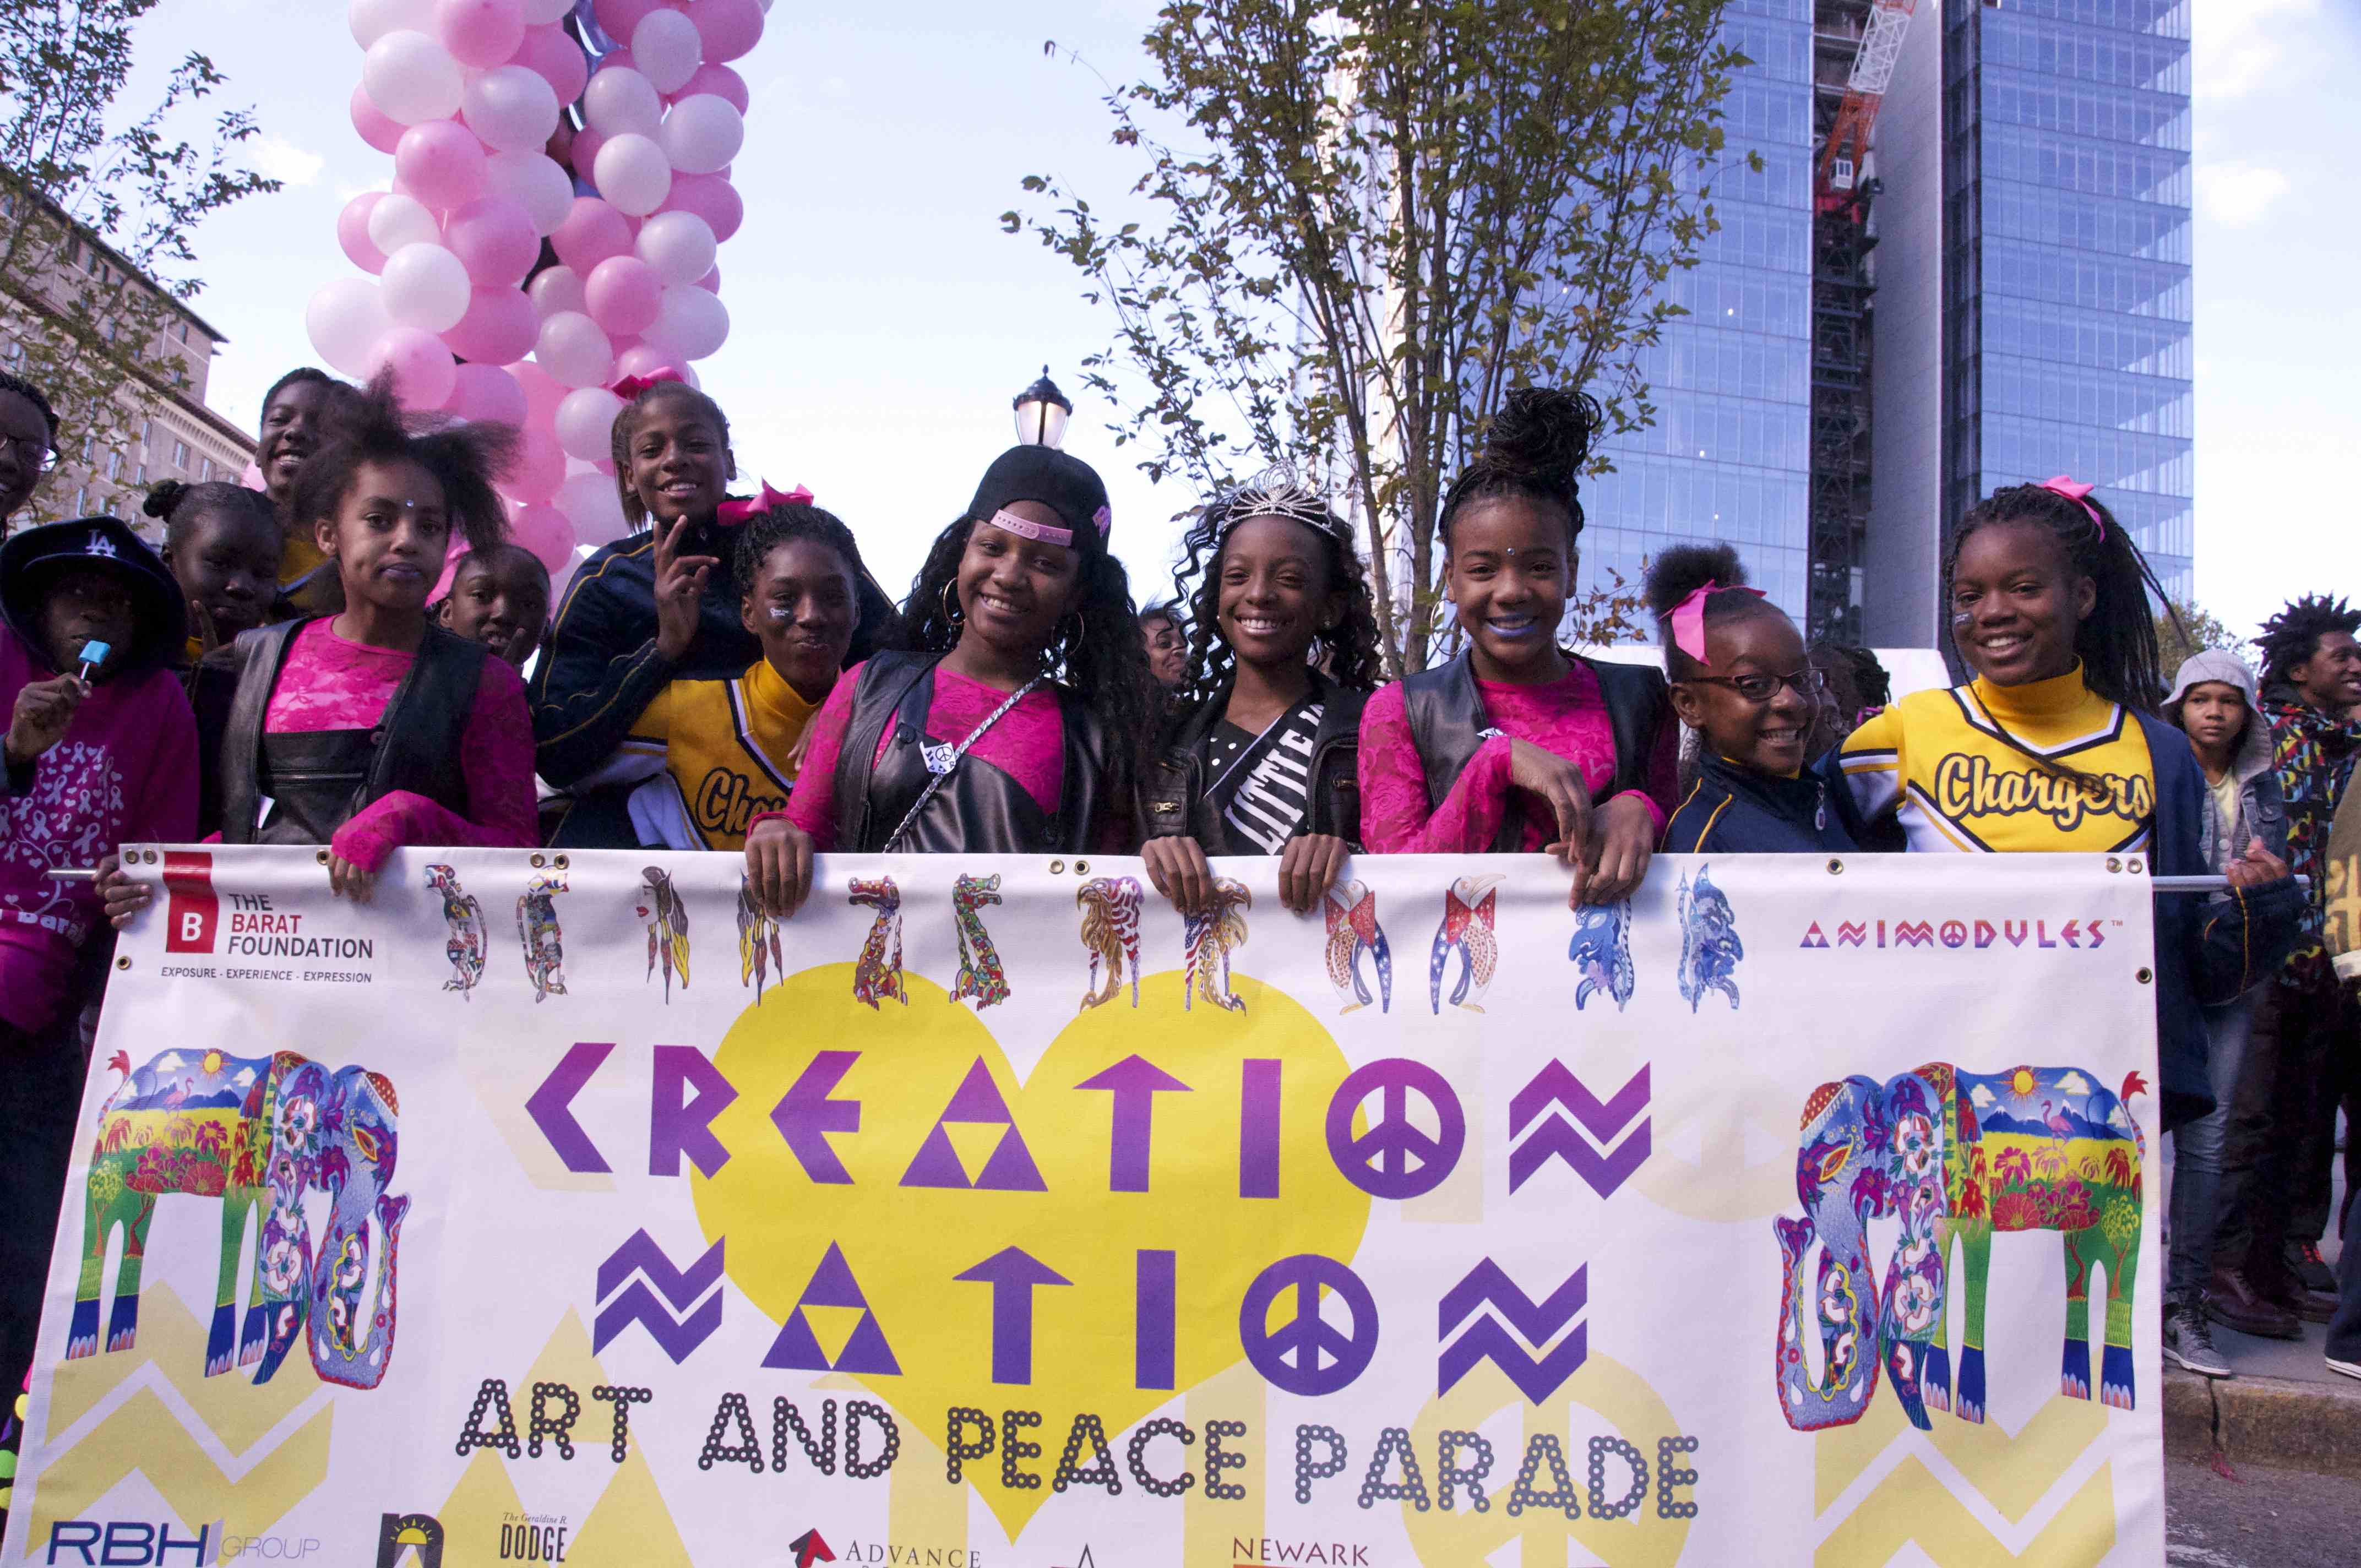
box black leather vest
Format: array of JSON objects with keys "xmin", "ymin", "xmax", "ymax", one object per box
[
  {"xmin": 829, "ymin": 651, "xmax": 1112, "ymax": 854},
  {"xmin": 1138, "ymin": 670, "xmax": 1367, "ymax": 852},
  {"xmin": 1399, "ymin": 651, "xmax": 1668, "ymax": 851},
  {"xmin": 217, "ymin": 619, "xmax": 486, "ymax": 846}
]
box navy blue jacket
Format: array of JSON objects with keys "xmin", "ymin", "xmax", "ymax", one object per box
[{"xmin": 1662, "ymin": 753, "xmax": 1857, "ymax": 854}]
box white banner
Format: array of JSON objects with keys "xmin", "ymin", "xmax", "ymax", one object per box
[{"xmin": 4, "ymin": 847, "xmax": 2164, "ymax": 1567}]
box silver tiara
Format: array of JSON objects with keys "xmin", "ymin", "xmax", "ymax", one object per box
[{"xmin": 1209, "ymin": 464, "xmax": 1337, "ymax": 533}]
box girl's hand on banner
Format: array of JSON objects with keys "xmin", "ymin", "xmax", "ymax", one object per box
[
  {"xmin": 745, "ymin": 816, "xmax": 814, "ymax": 917},
  {"xmin": 2225, "ymin": 837, "xmax": 2292, "ymax": 890},
  {"xmin": 1143, "ymin": 834, "xmax": 1215, "ymax": 918},
  {"xmin": 95, "ymin": 852, "xmax": 152, "ymax": 930},
  {"xmin": 327, "ymin": 853, "xmax": 378, "ymax": 903},
  {"xmin": 1277, "ymin": 833, "xmax": 1350, "ymax": 915},
  {"xmin": 1569, "ymin": 793, "xmax": 1655, "ymax": 908}
]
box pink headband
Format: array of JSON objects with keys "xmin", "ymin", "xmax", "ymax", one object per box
[
  {"xmin": 1668, "ymin": 579, "xmax": 1765, "ymax": 666},
  {"xmin": 716, "ymin": 481, "xmax": 814, "ymax": 525},
  {"xmin": 983, "ymin": 507, "xmax": 1074, "ymax": 548},
  {"xmin": 2037, "ymin": 475, "xmax": 2106, "ymax": 540},
  {"xmin": 610, "ymin": 366, "xmax": 688, "ymax": 400}
]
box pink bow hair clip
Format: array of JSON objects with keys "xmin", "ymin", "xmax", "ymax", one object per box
[
  {"xmin": 2036, "ymin": 476, "xmax": 2106, "ymax": 540},
  {"xmin": 716, "ymin": 481, "xmax": 816, "ymax": 524},
  {"xmin": 610, "ymin": 366, "xmax": 688, "ymax": 400},
  {"xmin": 1668, "ymin": 579, "xmax": 1766, "ymax": 665}
]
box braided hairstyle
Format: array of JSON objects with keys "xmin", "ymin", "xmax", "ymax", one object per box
[
  {"xmin": 142, "ymin": 478, "xmax": 278, "ymax": 552},
  {"xmin": 1945, "ymin": 481, "xmax": 2170, "ymax": 711},
  {"xmin": 2254, "ymin": 595, "xmax": 2361, "ymax": 697},
  {"xmin": 0, "ymin": 369, "xmax": 58, "ymax": 441},
  {"xmin": 900, "ymin": 510, "xmax": 1158, "ymax": 805},
  {"xmin": 1643, "ymin": 542, "xmax": 1786, "ymax": 680},
  {"xmin": 610, "ymin": 379, "xmax": 733, "ymax": 528},
  {"xmin": 1168, "ymin": 478, "xmax": 1383, "ymax": 723},
  {"xmin": 731, "ymin": 499, "xmax": 897, "ymax": 666},
  {"xmin": 1438, "ymin": 385, "xmax": 1602, "ymax": 552},
  {"xmin": 290, "ymin": 371, "xmax": 518, "ymax": 559}
]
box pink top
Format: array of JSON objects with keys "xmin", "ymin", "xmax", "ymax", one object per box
[
  {"xmin": 1358, "ymin": 664, "xmax": 1677, "ymax": 853},
  {"xmin": 782, "ymin": 660, "xmax": 1065, "ymax": 850},
  {"xmin": 263, "ymin": 619, "xmax": 538, "ymax": 872},
  {"xmin": 2, "ymin": 627, "xmax": 197, "ymax": 1032}
]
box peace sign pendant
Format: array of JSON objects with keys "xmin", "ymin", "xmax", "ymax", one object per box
[{"xmin": 922, "ymin": 740, "xmax": 959, "ymax": 776}]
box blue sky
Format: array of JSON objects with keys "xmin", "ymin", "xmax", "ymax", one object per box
[{"xmin": 125, "ymin": 0, "xmax": 2355, "ymax": 641}]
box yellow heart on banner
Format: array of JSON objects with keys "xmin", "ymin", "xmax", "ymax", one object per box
[{"xmin": 695, "ymin": 962, "xmax": 1372, "ymax": 1541}]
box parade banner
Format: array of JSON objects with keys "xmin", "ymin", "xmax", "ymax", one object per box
[{"xmin": 5, "ymin": 847, "xmax": 2167, "ymax": 1566}]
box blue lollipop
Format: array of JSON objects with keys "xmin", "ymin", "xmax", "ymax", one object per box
[{"xmin": 75, "ymin": 639, "xmax": 110, "ymax": 681}]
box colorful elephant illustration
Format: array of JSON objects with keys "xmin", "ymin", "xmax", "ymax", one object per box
[
  {"xmin": 68, "ymin": 1047, "xmax": 409, "ymax": 1390},
  {"xmin": 1773, "ymin": 1061, "xmax": 2145, "ymax": 1432}
]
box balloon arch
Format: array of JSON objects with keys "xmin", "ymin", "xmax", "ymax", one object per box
[{"xmin": 309, "ymin": 0, "xmax": 766, "ymax": 589}]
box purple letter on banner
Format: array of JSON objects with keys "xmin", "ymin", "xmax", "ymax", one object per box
[
  {"xmin": 1075, "ymin": 1055, "xmax": 1192, "ymax": 1193},
  {"xmin": 1136, "ymin": 1250, "xmax": 1176, "ymax": 1390},
  {"xmin": 954, "ymin": 1247, "xmax": 1071, "ymax": 1385},
  {"xmin": 527, "ymin": 1041, "xmax": 614, "ymax": 1174},
  {"xmin": 1240, "ymin": 1059, "xmax": 1281, "ymax": 1199},
  {"xmin": 649, "ymin": 1045, "xmax": 738, "ymax": 1178},
  {"xmin": 773, "ymin": 1050, "xmax": 862, "ymax": 1184}
]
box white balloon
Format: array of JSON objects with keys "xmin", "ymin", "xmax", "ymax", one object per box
[
  {"xmin": 366, "ymin": 190, "xmax": 441, "ymax": 256},
  {"xmin": 581, "ymin": 66, "xmax": 662, "ymax": 138},
  {"xmin": 521, "ymin": 0, "xmax": 574, "ymax": 21},
  {"xmin": 553, "ymin": 469, "xmax": 629, "ymax": 543},
  {"xmin": 527, "ymin": 264, "xmax": 588, "ymax": 319},
  {"xmin": 362, "ymin": 30, "xmax": 464, "ymax": 127},
  {"xmin": 634, "ymin": 210, "xmax": 717, "ymax": 287},
  {"xmin": 644, "ymin": 284, "xmax": 729, "ymax": 361},
  {"xmin": 379, "ymin": 242, "xmax": 473, "ymax": 332},
  {"xmin": 536, "ymin": 310, "xmax": 616, "ymax": 388},
  {"xmin": 348, "ymin": 0, "xmax": 427, "ymax": 49},
  {"xmin": 631, "ymin": 10, "xmax": 704, "ymax": 95},
  {"xmin": 554, "ymin": 386, "xmax": 627, "ymax": 462},
  {"xmin": 485, "ymin": 151, "xmax": 575, "ymax": 236},
  {"xmin": 461, "ymin": 66, "xmax": 561, "ymax": 155},
  {"xmin": 656, "ymin": 95, "xmax": 744, "ymax": 176},
  {"xmin": 306, "ymin": 277, "xmax": 396, "ymax": 378},
  {"xmin": 592, "ymin": 133, "xmax": 672, "ymax": 217}
]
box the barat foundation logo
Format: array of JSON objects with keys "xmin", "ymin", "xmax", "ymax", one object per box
[
  {"xmin": 377, "ymin": 1511, "xmax": 444, "ymax": 1567},
  {"xmin": 1798, "ymin": 914, "xmax": 2120, "ymax": 951},
  {"xmin": 156, "ymin": 851, "xmax": 377, "ymax": 984}
]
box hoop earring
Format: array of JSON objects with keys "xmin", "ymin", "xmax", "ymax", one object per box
[
  {"xmin": 1062, "ymin": 612, "xmax": 1086, "ymax": 656},
  {"xmin": 941, "ymin": 579, "xmax": 964, "ymax": 625}
]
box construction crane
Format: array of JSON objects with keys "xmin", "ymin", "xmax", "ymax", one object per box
[{"xmin": 1815, "ymin": 0, "xmax": 1920, "ymax": 212}]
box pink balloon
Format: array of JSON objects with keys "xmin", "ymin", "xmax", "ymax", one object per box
[
  {"xmin": 511, "ymin": 503, "xmax": 578, "ymax": 573},
  {"xmin": 338, "ymin": 192, "xmax": 388, "ymax": 274},
  {"xmin": 351, "ymin": 84, "xmax": 405, "ymax": 154},
  {"xmin": 395, "ymin": 119, "xmax": 488, "ymax": 211},
  {"xmin": 505, "ymin": 359, "xmax": 569, "ymax": 429},
  {"xmin": 436, "ymin": 0, "xmax": 527, "ymax": 70},
  {"xmin": 567, "ymin": 126, "xmax": 606, "ymax": 180},
  {"xmin": 697, "ymin": 264, "xmax": 719, "ymax": 293},
  {"xmin": 596, "ymin": 48, "xmax": 638, "ymax": 79},
  {"xmin": 444, "ymin": 195, "xmax": 540, "ymax": 286},
  {"xmin": 551, "ymin": 195, "xmax": 634, "ymax": 273},
  {"xmin": 693, "ymin": 0, "xmax": 764, "ymax": 63},
  {"xmin": 441, "ymin": 285, "xmax": 540, "ymax": 364},
  {"xmin": 611, "ymin": 343, "xmax": 698, "ymax": 388},
  {"xmin": 676, "ymin": 64, "xmax": 748, "ymax": 114},
  {"xmin": 584, "ymin": 255, "xmax": 663, "ymax": 336},
  {"xmin": 507, "ymin": 427, "xmax": 567, "ymax": 504},
  {"xmin": 513, "ymin": 24, "xmax": 589, "ymax": 106},
  {"xmin": 369, "ymin": 327, "xmax": 460, "ymax": 410},
  {"xmin": 592, "ymin": 0, "xmax": 661, "ymax": 45},
  {"xmin": 445, "ymin": 362, "xmax": 530, "ymax": 426},
  {"xmin": 659, "ymin": 173, "xmax": 741, "ymax": 243}
]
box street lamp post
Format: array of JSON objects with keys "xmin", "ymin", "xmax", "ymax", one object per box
[{"xmin": 1011, "ymin": 367, "xmax": 1072, "ymax": 449}]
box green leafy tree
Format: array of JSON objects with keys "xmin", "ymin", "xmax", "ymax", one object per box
[
  {"xmin": 2154, "ymin": 597, "xmax": 2244, "ymax": 675},
  {"xmin": 0, "ymin": 0, "xmax": 276, "ymax": 524},
  {"xmin": 1009, "ymin": 1, "xmax": 1744, "ymax": 674}
]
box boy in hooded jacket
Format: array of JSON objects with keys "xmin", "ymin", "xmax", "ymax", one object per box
[
  {"xmin": 0, "ymin": 516, "xmax": 197, "ymax": 1451},
  {"xmin": 2157, "ymin": 651, "xmax": 2286, "ymax": 1374}
]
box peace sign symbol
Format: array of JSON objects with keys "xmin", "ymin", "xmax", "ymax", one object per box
[
  {"xmin": 1239, "ymin": 1254, "xmax": 1380, "ymax": 1397},
  {"xmin": 1325, "ymin": 1057, "xmax": 1466, "ymax": 1200}
]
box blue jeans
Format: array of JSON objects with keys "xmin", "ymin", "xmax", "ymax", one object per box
[{"xmin": 2169, "ymin": 987, "xmax": 2260, "ymax": 1303}]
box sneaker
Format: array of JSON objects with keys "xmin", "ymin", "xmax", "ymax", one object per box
[
  {"xmin": 2164, "ymin": 1300, "xmax": 2234, "ymax": 1378},
  {"xmin": 2290, "ymin": 1240, "xmax": 2338, "ymax": 1295},
  {"xmin": 2205, "ymin": 1266, "xmax": 2303, "ymax": 1340}
]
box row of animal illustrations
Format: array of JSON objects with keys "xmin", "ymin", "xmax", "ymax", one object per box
[{"xmin": 425, "ymin": 862, "xmax": 1750, "ymax": 1020}]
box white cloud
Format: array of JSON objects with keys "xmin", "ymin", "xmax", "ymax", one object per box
[
  {"xmin": 2193, "ymin": 0, "xmax": 2319, "ymax": 104},
  {"xmin": 2198, "ymin": 162, "xmax": 2292, "ymax": 227},
  {"xmin": 251, "ymin": 135, "xmax": 326, "ymax": 187}
]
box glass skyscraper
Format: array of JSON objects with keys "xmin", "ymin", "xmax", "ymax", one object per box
[
  {"xmin": 1941, "ymin": 0, "xmax": 2194, "ymax": 601},
  {"xmin": 1580, "ymin": 0, "xmax": 1817, "ymax": 623}
]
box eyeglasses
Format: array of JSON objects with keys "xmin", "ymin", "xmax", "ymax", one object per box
[
  {"xmin": 1687, "ymin": 666, "xmax": 1829, "ymax": 705},
  {"xmin": 2, "ymin": 433, "xmax": 60, "ymax": 471}
]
